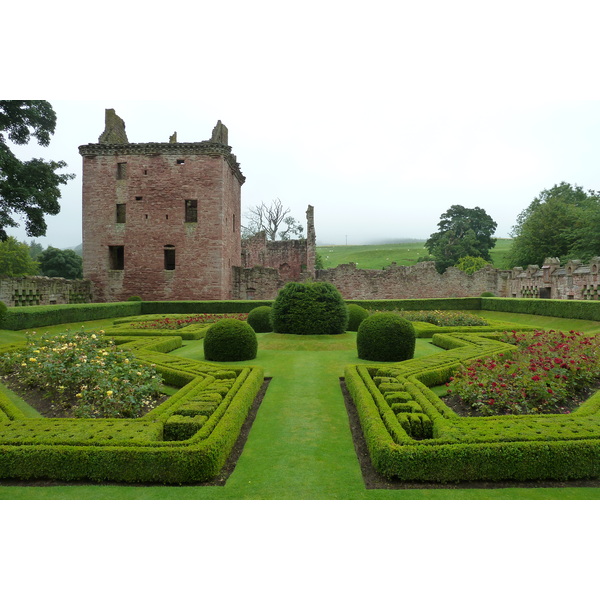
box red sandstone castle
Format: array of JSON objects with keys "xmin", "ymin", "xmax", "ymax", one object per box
[{"xmin": 79, "ymin": 109, "xmax": 315, "ymax": 302}]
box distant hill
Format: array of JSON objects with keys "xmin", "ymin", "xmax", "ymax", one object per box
[
  {"xmin": 317, "ymin": 239, "xmax": 513, "ymax": 270},
  {"xmin": 69, "ymin": 244, "xmax": 82, "ymax": 256}
]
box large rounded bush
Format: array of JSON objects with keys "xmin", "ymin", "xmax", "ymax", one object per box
[
  {"xmin": 247, "ymin": 306, "xmax": 273, "ymax": 332},
  {"xmin": 357, "ymin": 312, "xmax": 416, "ymax": 362},
  {"xmin": 203, "ymin": 318, "xmax": 257, "ymax": 361},
  {"xmin": 0, "ymin": 301, "xmax": 7, "ymax": 325},
  {"xmin": 271, "ymin": 282, "xmax": 348, "ymax": 335},
  {"xmin": 346, "ymin": 303, "xmax": 369, "ymax": 331}
]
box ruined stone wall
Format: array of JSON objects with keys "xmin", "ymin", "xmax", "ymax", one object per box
[
  {"xmin": 232, "ymin": 262, "xmax": 505, "ymax": 300},
  {"xmin": 80, "ymin": 111, "xmax": 244, "ymax": 302},
  {"xmin": 0, "ymin": 277, "xmax": 92, "ymax": 307},
  {"xmin": 315, "ymin": 262, "xmax": 503, "ymax": 299},
  {"xmin": 241, "ymin": 204, "xmax": 316, "ymax": 285},
  {"xmin": 508, "ymin": 258, "xmax": 600, "ymax": 300}
]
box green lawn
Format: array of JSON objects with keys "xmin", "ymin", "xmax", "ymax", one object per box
[
  {"xmin": 317, "ymin": 238, "xmax": 513, "ymax": 270},
  {"xmin": 2, "ymin": 311, "xmax": 600, "ymax": 499}
]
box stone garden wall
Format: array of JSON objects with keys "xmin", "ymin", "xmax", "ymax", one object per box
[{"xmin": 0, "ymin": 277, "xmax": 93, "ymax": 307}]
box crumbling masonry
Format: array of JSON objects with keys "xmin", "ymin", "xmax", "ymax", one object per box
[{"xmin": 75, "ymin": 109, "xmax": 600, "ymax": 304}]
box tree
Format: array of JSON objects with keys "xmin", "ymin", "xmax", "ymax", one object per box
[
  {"xmin": 424, "ymin": 205, "xmax": 497, "ymax": 273},
  {"xmin": 27, "ymin": 240, "xmax": 45, "ymax": 261},
  {"xmin": 507, "ymin": 182, "xmax": 600, "ymax": 268},
  {"xmin": 242, "ymin": 198, "xmax": 303, "ymax": 240},
  {"xmin": 38, "ymin": 247, "xmax": 83, "ymax": 279},
  {"xmin": 0, "ymin": 101, "xmax": 75, "ymax": 240},
  {"xmin": 0, "ymin": 236, "xmax": 40, "ymax": 276},
  {"xmin": 455, "ymin": 256, "xmax": 491, "ymax": 274}
]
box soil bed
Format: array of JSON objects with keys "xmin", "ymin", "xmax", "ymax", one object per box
[{"xmin": 3, "ymin": 374, "xmax": 168, "ymax": 419}]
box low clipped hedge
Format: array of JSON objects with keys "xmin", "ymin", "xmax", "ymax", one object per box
[
  {"xmin": 0, "ymin": 334, "xmax": 264, "ymax": 484},
  {"xmin": 2, "ymin": 302, "xmax": 142, "ymax": 330},
  {"xmin": 357, "ymin": 313, "xmax": 416, "ymax": 362},
  {"xmin": 271, "ymin": 282, "xmax": 349, "ymax": 335},
  {"xmin": 204, "ymin": 319, "xmax": 258, "ymax": 361},
  {"xmin": 481, "ymin": 297, "xmax": 600, "ymax": 320},
  {"xmin": 346, "ymin": 297, "xmax": 483, "ymax": 312},
  {"xmin": 3, "ymin": 296, "xmax": 600, "ymax": 333},
  {"xmin": 346, "ymin": 329, "xmax": 600, "ymax": 483}
]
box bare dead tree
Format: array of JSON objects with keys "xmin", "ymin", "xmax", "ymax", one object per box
[{"xmin": 242, "ymin": 198, "xmax": 303, "ymax": 240}]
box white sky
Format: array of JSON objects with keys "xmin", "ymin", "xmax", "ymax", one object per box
[{"xmin": 5, "ymin": 0, "xmax": 600, "ymax": 249}]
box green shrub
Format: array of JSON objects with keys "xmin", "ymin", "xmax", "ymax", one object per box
[
  {"xmin": 0, "ymin": 301, "xmax": 7, "ymax": 325},
  {"xmin": 127, "ymin": 295, "xmax": 142, "ymax": 301},
  {"xmin": 357, "ymin": 312, "xmax": 416, "ymax": 361},
  {"xmin": 480, "ymin": 291, "xmax": 496, "ymax": 297},
  {"xmin": 346, "ymin": 303, "xmax": 369, "ymax": 331},
  {"xmin": 204, "ymin": 319, "xmax": 258, "ymax": 361},
  {"xmin": 247, "ymin": 306, "xmax": 273, "ymax": 332},
  {"xmin": 271, "ymin": 282, "xmax": 348, "ymax": 335}
]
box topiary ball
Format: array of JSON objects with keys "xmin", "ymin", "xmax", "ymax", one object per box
[
  {"xmin": 346, "ymin": 304, "xmax": 369, "ymax": 331},
  {"xmin": 203, "ymin": 319, "xmax": 258, "ymax": 361},
  {"xmin": 357, "ymin": 312, "xmax": 416, "ymax": 362},
  {"xmin": 271, "ymin": 281, "xmax": 348, "ymax": 335},
  {"xmin": 247, "ymin": 306, "xmax": 273, "ymax": 333},
  {"xmin": 127, "ymin": 295, "xmax": 142, "ymax": 301},
  {"xmin": 480, "ymin": 291, "xmax": 496, "ymax": 297}
]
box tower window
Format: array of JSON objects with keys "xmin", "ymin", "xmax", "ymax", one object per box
[
  {"xmin": 117, "ymin": 162, "xmax": 127, "ymax": 180},
  {"xmin": 185, "ymin": 199, "xmax": 198, "ymax": 223},
  {"xmin": 109, "ymin": 246, "xmax": 124, "ymax": 270},
  {"xmin": 135, "ymin": 196, "xmax": 143, "ymax": 201},
  {"xmin": 164, "ymin": 245, "xmax": 175, "ymax": 270},
  {"xmin": 116, "ymin": 203, "xmax": 126, "ymax": 223},
  {"xmin": 176, "ymin": 159, "xmax": 185, "ymax": 165}
]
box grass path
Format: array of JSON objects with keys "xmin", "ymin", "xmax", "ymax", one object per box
[{"xmin": 2, "ymin": 323, "xmax": 600, "ymax": 499}]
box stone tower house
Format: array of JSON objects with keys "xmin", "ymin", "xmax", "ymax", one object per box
[{"xmin": 79, "ymin": 110, "xmax": 245, "ymax": 301}]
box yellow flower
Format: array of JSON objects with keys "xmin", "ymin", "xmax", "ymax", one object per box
[
  {"xmin": 29, "ymin": 357, "xmax": 37, "ymax": 362},
  {"xmin": 106, "ymin": 390, "xmax": 113, "ymax": 396}
]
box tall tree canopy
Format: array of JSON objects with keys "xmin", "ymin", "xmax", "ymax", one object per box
[
  {"xmin": 424, "ymin": 205, "xmax": 497, "ymax": 273},
  {"xmin": 0, "ymin": 101, "xmax": 74, "ymax": 240},
  {"xmin": 0, "ymin": 236, "xmax": 39, "ymax": 276},
  {"xmin": 242, "ymin": 198, "xmax": 303, "ymax": 240},
  {"xmin": 39, "ymin": 247, "xmax": 83, "ymax": 279},
  {"xmin": 507, "ymin": 182, "xmax": 600, "ymax": 268}
]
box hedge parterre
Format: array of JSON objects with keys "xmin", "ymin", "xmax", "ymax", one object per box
[
  {"xmin": 346, "ymin": 328, "xmax": 600, "ymax": 483},
  {"xmin": 0, "ymin": 333, "xmax": 264, "ymax": 484}
]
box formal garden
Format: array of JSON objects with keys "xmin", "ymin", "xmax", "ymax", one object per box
[{"xmin": 2, "ymin": 287, "xmax": 600, "ymax": 499}]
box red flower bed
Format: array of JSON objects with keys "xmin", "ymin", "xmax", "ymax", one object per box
[
  {"xmin": 131, "ymin": 313, "xmax": 248, "ymax": 330},
  {"xmin": 447, "ymin": 330, "xmax": 600, "ymax": 415}
]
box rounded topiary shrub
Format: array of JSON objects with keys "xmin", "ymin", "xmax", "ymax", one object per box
[
  {"xmin": 271, "ymin": 282, "xmax": 348, "ymax": 335},
  {"xmin": 203, "ymin": 318, "xmax": 257, "ymax": 361},
  {"xmin": 127, "ymin": 295, "xmax": 142, "ymax": 301},
  {"xmin": 346, "ymin": 303, "xmax": 369, "ymax": 331},
  {"xmin": 247, "ymin": 306, "xmax": 273, "ymax": 333},
  {"xmin": 357, "ymin": 312, "xmax": 416, "ymax": 362},
  {"xmin": 480, "ymin": 291, "xmax": 496, "ymax": 297},
  {"xmin": 0, "ymin": 301, "xmax": 7, "ymax": 325}
]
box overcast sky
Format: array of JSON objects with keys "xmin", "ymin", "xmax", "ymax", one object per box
[{"xmin": 5, "ymin": 0, "xmax": 600, "ymax": 250}]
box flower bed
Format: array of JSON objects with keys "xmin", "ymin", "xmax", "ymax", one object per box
[
  {"xmin": 446, "ymin": 330, "xmax": 600, "ymax": 416},
  {"xmin": 0, "ymin": 330, "xmax": 163, "ymax": 418},
  {"xmin": 394, "ymin": 310, "xmax": 488, "ymax": 327},
  {"xmin": 130, "ymin": 313, "xmax": 247, "ymax": 330}
]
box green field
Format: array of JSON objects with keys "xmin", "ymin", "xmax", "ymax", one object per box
[{"xmin": 317, "ymin": 238, "xmax": 513, "ymax": 270}]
